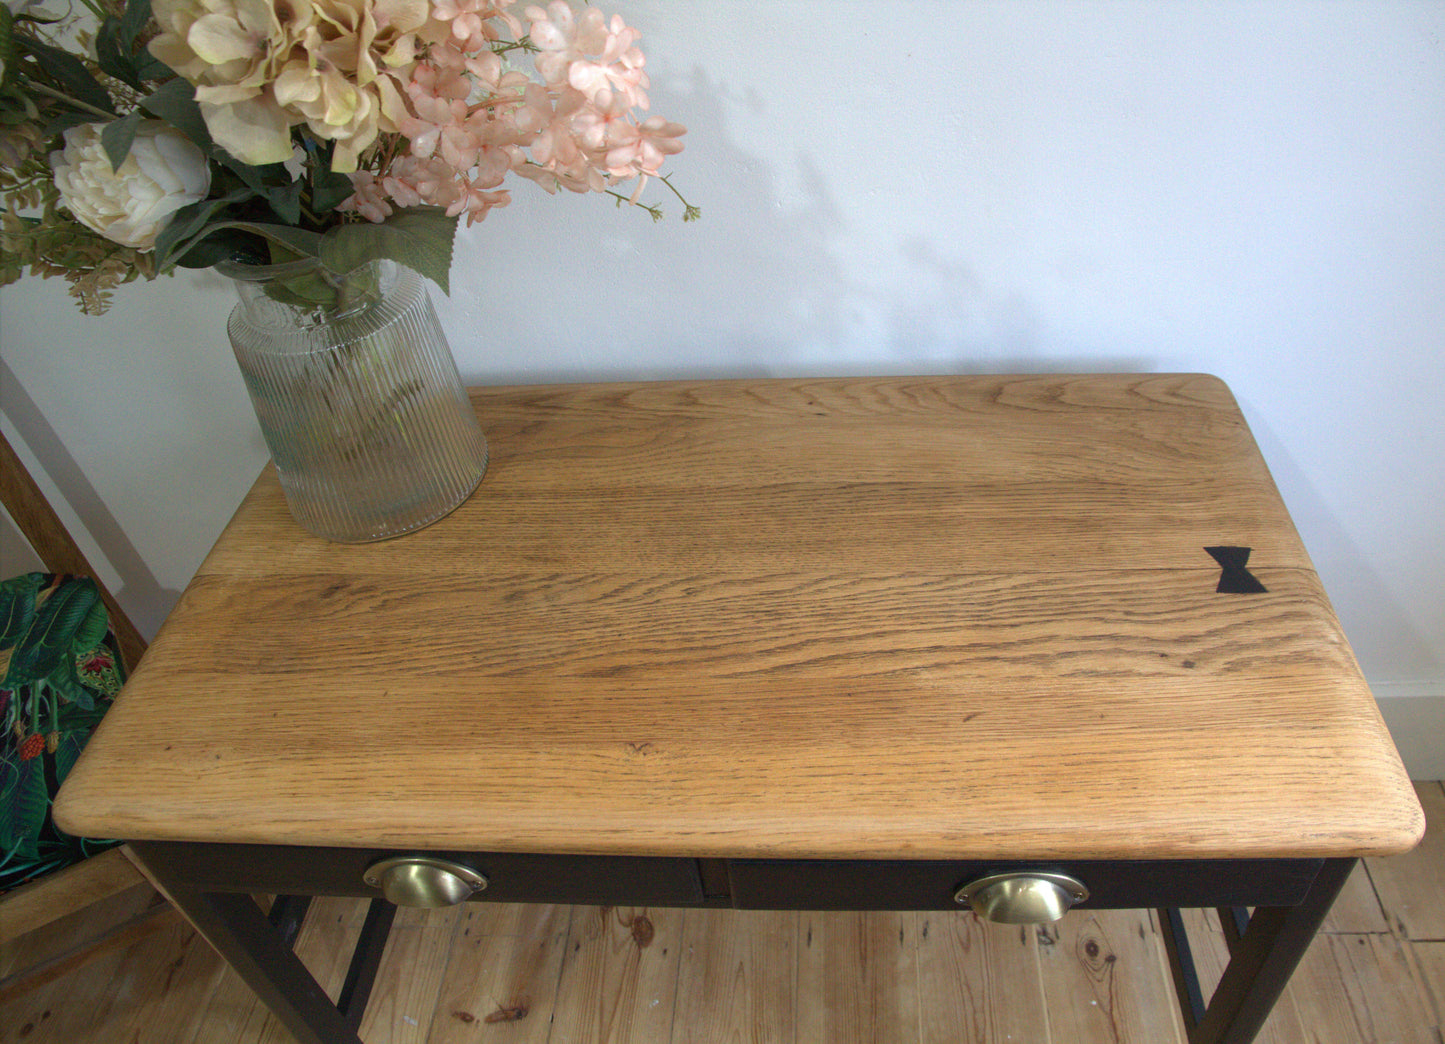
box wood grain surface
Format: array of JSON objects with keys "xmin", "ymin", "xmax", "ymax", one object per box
[{"xmin": 52, "ymin": 375, "xmax": 1422, "ymax": 858}]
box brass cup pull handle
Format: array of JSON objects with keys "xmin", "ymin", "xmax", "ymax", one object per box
[
  {"xmin": 363, "ymin": 857, "xmax": 488, "ymax": 908},
  {"xmin": 955, "ymin": 872, "xmax": 1089, "ymax": 924}
]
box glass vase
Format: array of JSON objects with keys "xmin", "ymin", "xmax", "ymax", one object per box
[{"xmin": 221, "ymin": 257, "xmax": 488, "ymax": 542}]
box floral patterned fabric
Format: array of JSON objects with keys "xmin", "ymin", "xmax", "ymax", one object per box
[{"xmin": 1, "ymin": 573, "xmax": 127, "ymax": 893}]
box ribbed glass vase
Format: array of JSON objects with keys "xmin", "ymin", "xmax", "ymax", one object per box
[{"xmin": 221, "ymin": 258, "xmax": 488, "ymax": 542}]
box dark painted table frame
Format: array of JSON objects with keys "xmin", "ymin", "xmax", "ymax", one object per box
[{"xmin": 131, "ymin": 841, "xmax": 1356, "ymax": 1044}]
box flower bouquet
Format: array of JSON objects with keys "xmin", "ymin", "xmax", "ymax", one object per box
[
  {"xmin": 1, "ymin": 0, "xmax": 690, "ymax": 541},
  {"xmin": 0, "ymin": 0, "xmax": 691, "ymax": 313}
]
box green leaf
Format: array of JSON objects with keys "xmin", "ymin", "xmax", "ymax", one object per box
[
  {"xmin": 4, "ymin": 580, "xmax": 99, "ymax": 687},
  {"xmin": 0, "ymin": 574, "xmax": 42, "ymax": 650},
  {"xmin": 0, "ymin": 754, "xmax": 48, "ymax": 863},
  {"xmin": 150, "ymin": 187, "xmax": 255, "ymax": 270},
  {"xmin": 119, "ymin": 0, "xmax": 152, "ymax": 47},
  {"xmin": 190, "ymin": 220, "xmax": 322, "ymax": 269},
  {"xmin": 218, "ymin": 154, "xmax": 290, "ymax": 192},
  {"xmin": 139, "ymin": 75, "xmax": 211, "ymax": 150},
  {"xmin": 319, "ymin": 207, "xmax": 457, "ymax": 295},
  {"xmin": 251, "ymin": 266, "xmax": 346, "ymax": 308},
  {"xmin": 169, "ymin": 227, "xmax": 268, "ymax": 269},
  {"xmin": 55, "ymin": 701, "xmax": 109, "ymax": 734},
  {"xmin": 309, "ymin": 167, "xmax": 356, "ymax": 216},
  {"xmin": 96, "ymin": 0, "xmax": 166, "ymax": 88},
  {"xmin": 53, "ymin": 733, "xmax": 86, "ymax": 785},
  {"xmin": 0, "ymin": 8, "xmax": 17, "ymax": 91},
  {"xmin": 1, "ymin": 104, "xmax": 37, "ymax": 127},
  {"xmin": 40, "ymin": 108, "xmax": 95, "ymax": 138},
  {"xmin": 134, "ymin": 54, "xmax": 170, "ymax": 82},
  {"xmin": 17, "ymin": 36, "xmax": 114, "ymax": 115},
  {"xmin": 49, "ymin": 663, "xmax": 95, "ymax": 712},
  {"xmin": 96, "ymin": 17, "xmax": 143, "ymax": 91},
  {"xmin": 101, "ymin": 111, "xmax": 142, "ymax": 172},
  {"xmin": 251, "ymin": 176, "xmax": 303, "ymax": 226},
  {"xmin": 71, "ymin": 599, "xmax": 109, "ymax": 657}
]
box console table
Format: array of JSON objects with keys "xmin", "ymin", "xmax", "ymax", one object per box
[{"xmin": 54, "ymin": 375, "xmax": 1423, "ymax": 1044}]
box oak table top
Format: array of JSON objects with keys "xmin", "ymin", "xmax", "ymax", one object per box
[{"xmin": 54, "ymin": 375, "xmax": 1423, "ymax": 863}]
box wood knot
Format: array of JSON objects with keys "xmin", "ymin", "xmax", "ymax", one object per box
[
  {"xmin": 629, "ymin": 913, "xmax": 655, "ymax": 947},
  {"xmin": 484, "ymin": 1004, "xmax": 529, "ymax": 1023}
]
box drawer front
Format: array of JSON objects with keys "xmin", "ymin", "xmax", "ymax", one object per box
[
  {"xmin": 138, "ymin": 843, "xmax": 1323, "ymax": 912},
  {"xmin": 141, "ymin": 843, "xmax": 706, "ymax": 906},
  {"xmin": 725, "ymin": 858, "xmax": 1324, "ymax": 911}
]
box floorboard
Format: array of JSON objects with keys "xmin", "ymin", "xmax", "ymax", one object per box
[
  {"xmin": 427, "ymin": 903, "xmax": 569, "ymax": 1043},
  {"xmin": 548, "ymin": 906, "xmax": 683, "ymax": 1044},
  {"xmin": 1366, "ymin": 782, "xmax": 1445, "ymax": 940},
  {"xmin": 673, "ymin": 908, "xmax": 796, "ymax": 1044},
  {"xmin": 796, "ymin": 911, "xmax": 919, "ymax": 1044},
  {"xmin": 7, "ymin": 788, "xmax": 1443, "ymax": 1044},
  {"xmin": 915, "ymin": 910, "xmax": 1051, "ymax": 1044},
  {"xmin": 1037, "ymin": 909, "xmax": 1186, "ymax": 1044}
]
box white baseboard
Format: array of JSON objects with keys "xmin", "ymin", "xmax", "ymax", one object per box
[{"xmin": 1372, "ymin": 683, "xmax": 1445, "ymax": 781}]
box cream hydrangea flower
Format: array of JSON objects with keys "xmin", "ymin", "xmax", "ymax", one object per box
[
  {"xmin": 271, "ymin": 0, "xmax": 427, "ymax": 169},
  {"xmin": 50, "ymin": 122, "xmax": 212, "ymax": 249},
  {"xmin": 149, "ymin": 0, "xmax": 428, "ymax": 170},
  {"xmin": 149, "ymin": 0, "xmax": 310, "ymax": 163}
]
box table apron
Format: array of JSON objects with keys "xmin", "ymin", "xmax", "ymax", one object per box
[{"xmin": 131, "ymin": 842, "xmax": 1324, "ymax": 911}]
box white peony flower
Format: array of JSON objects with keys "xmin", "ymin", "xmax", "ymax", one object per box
[{"xmin": 50, "ymin": 122, "xmax": 212, "ymax": 250}]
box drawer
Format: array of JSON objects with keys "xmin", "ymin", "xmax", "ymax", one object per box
[
  {"xmin": 139, "ymin": 843, "xmax": 706, "ymax": 906},
  {"xmin": 136, "ymin": 843, "xmax": 1325, "ymax": 912},
  {"xmin": 724, "ymin": 858, "xmax": 1324, "ymax": 911}
]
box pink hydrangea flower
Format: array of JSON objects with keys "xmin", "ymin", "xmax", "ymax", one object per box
[{"xmin": 338, "ymin": 1, "xmax": 685, "ymax": 225}]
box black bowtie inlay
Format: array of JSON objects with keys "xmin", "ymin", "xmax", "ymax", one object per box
[{"xmin": 1205, "ymin": 546, "xmax": 1267, "ymax": 593}]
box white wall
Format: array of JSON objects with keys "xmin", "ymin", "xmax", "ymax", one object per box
[{"xmin": 3, "ymin": 1, "xmax": 1443, "ymax": 770}]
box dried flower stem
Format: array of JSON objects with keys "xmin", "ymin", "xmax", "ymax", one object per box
[
  {"xmin": 73, "ymin": 0, "xmax": 112, "ymax": 22},
  {"xmin": 606, "ymin": 190, "xmax": 662, "ymax": 220},
  {"xmin": 27, "ymin": 82, "xmax": 116, "ymax": 121},
  {"xmin": 660, "ymin": 174, "xmax": 701, "ymax": 222}
]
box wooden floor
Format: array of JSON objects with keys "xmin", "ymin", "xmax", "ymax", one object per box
[{"xmin": 4, "ymin": 782, "xmax": 1442, "ymax": 1044}]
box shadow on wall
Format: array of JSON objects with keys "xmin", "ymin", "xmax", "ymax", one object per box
[
  {"xmin": 1, "ymin": 357, "xmax": 180, "ymax": 636},
  {"xmin": 443, "ymin": 55, "xmax": 1443, "ymax": 693},
  {"xmin": 1235, "ymin": 392, "xmax": 1443, "ymax": 683},
  {"xmin": 441, "ymin": 66, "xmax": 1153, "ymax": 385}
]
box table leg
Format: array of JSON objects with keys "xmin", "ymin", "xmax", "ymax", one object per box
[
  {"xmin": 1170, "ymin": 857, "xmax": 1356, "ymax": 1044},
  {"xmin": 128, "ymin": 843, "xmax": 367, "ymax": 1044}
]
